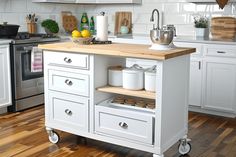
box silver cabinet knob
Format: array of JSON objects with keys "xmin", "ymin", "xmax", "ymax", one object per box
[
  {"xmin": 65, "ymin": 109, "xmax": 72, "ymax": 116},
  {"xmin": 119, "ymin": 122, "xmax": 128, "ymax": 129},
  {"xmin": 65, "ymin": 79, "xmax": 73, "ymax": 86},
  {"xmin": 64, "ymin": 57, "xmax": 72, "ymax": 63}
]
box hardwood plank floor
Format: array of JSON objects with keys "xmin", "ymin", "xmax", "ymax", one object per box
[{"xmin": 0, "ymin": 105, "xmax": 236, "ymax": 157}]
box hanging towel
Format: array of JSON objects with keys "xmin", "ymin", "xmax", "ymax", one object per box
[{"xmin": 31, "ymin": 47, "xmax": 43, "ymax": 72}]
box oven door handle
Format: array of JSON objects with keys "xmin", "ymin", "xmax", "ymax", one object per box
[{"xmin": 23, "ymin": 46, "xmax": 33, "ymax": 51}]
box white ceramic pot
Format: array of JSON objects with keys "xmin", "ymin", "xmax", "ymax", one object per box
[
  {"xmin": 122, "ymin": 64, "xmax": 144, "ymax": 90},
  {"xmin": 145, "ymin": 66, "xmax": 156, "ymax": 92},
  {"xmin": 108, "ymin": 66, "xmax": 123, "ymax": 86}
]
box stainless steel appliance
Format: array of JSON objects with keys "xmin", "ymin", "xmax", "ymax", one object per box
[{"xmin": 8, "ymin": 33, "xmax": 60, "ymax": 112}]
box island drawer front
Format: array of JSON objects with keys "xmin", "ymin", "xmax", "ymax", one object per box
[
  {"xmin": 44, "ymin": 51, "xmax": 89, "ymax": 69},
  {"xmin": 95, "ymin": 105, "xmax": 154, "ymax": 145},
  {"xmin": 205, "ymin": 45, "xmax": 236, "ymax": 58},
  {"xmin": 48, "ymin": 91, "xmax": 89, "ymax": 132},
  {"xmin": 48, "ymin": 70, "xmax": 89, "ymax": 97}
]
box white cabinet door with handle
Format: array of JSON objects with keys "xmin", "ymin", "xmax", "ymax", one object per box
[{"xmin": 0, "ymin": 45, "xmax": 11, "ymax": 107}]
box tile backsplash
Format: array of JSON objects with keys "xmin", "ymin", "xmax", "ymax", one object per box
[{"xmin": 0, "ymin": 0, "xmax": 236, "ymax": 36}]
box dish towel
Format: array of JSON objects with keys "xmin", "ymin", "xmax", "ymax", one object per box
[{"xmin": 31, "ymin": 47, "xmax": 43, "ymax": 72}]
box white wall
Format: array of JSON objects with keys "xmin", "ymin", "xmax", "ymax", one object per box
[{"xmin": 0, "ymin": 0, "xmax": 236, "ymax": 36}]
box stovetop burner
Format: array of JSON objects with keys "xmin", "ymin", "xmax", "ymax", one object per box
[
  {"xmin": 15, "ymin": 32, "xmax": 57, "ymax": 40},
  {"xmin": 11, "ymin": 32, "xmax": 60, "ymax": 44}
]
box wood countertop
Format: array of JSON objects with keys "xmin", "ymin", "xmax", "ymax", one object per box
[{"xmin": 39, "ymin": 42, "xmax": 195, "ymax": 60}]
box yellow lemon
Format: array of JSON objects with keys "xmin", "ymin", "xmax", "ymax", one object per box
[
  {"xmin": 72, "ymin": 30, "xmax": 81, "ymax": 38},
  {"xmin": 81, "ymin": 29, "xmax": 91, "ymax": 38}
]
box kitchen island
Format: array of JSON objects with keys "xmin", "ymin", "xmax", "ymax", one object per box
[{"xmin": 39, "ymin": 42, "xmax": 195, "ymax": 157}]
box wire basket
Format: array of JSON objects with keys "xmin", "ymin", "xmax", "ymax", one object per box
[{"xmin": 71, "ymin": 37, "xmax": 93, "ymax": 45}]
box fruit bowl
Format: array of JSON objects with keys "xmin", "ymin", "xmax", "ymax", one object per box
[{"xmin": 71, "ymin": 37, "xmax": 93, "ymax": 45}]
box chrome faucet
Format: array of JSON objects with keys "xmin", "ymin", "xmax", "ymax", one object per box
[{"xmin": 150, "ymin": 9, "xmax": 160, "ymax": 30}]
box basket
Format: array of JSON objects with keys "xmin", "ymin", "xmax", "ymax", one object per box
[{"xmin": 71, "ymin": 37, "xmax": 93, "ymax": 45}]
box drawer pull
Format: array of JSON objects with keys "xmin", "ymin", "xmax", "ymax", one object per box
[
  {"xmin": 65, "ymin": 109, "xmax": 72, "ymax": 116},
  {"xmin": 65, "ymin": 79, "xmax": 73, "ymax": 86},
  {"xmin": 217, "ymin": 51, "xmax": 226, "ymax": 54},
  {"xmin": 64, "ymin": 57, "xmax": 72, "ymax": 63},
  {"xmin": 119, "ymin": 122, "xmax": 128, "ymax": 129}
]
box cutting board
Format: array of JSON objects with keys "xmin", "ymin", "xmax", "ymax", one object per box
[
  {"xmin": 211, "ymin": 16, "xmax": 236, "ymax": 39},
  {"xmin": 61, "ymin": 11, "xmax": 78, "ymax": 33},
  {"xmin": 114, "ymin": 12, "xmax": 132, "ymax": 35}
]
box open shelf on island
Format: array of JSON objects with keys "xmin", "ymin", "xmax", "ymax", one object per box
[{"xmin": 96, "ymin": 86, "xmax": 156, "ymax": 100}]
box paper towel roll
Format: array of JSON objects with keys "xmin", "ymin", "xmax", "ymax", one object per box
[{"xmin": 96, "ymin": 15, "xmax": 108, "ymax": 41}]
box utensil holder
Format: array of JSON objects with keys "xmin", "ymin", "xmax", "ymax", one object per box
[{"xmin": 27, "ymin": 22, "xmax": 37, "ymax": 34}]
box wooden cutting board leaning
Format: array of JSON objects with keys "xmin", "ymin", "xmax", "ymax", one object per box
[{"xmin": 61, "ymin": 11, "xmax": 78, "ymax": 33}]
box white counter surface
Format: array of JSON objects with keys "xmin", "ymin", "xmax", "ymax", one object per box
[{"xmin": 0, "ymin": 39, "xmax": 12, "ymax": 45}]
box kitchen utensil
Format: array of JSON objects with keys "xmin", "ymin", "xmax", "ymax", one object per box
[
  {"xmin": 61, "ymin": 11, "xmax": 78, "ymax": 33},
  {"xmin": 145, "ymin": 65, "xmax": 156, "ymax": 92},
  {"xmin": 0, "ymin": 22, "xmax": 20, "ymax": 38},
  {"xmin": 122, "ymin": 64, "xmax": 144, "ymax": 90},
  {"xmin": 211, "ymin": 16, "xmax": 236, "ymax": 40},
  {"xmin": 114, "ymin": 12, "xmax": 132, "ymax": 35},
  {"xmin": 108, "ymin": 65, "xmax": 123, "ymax": 86},
  {"xmin": 149, "ymin": 9, "xmax": 175, "ymax": 50}
]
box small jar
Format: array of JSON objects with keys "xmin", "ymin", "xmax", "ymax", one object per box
[
  {"xmin": 135, "ymin": 100, "xmax": 146, "ymax": 108},
  {"xmin": 108, "ymin": 65, "xmax": 123, "ymax": 87},
  {"xmin": 145, "ymin": 65, "xmax": 156, "ymax": 92},
  {"xmin": 125, "ymin": 98, "xmax": 136, "ymax": 106},
  {"xmin": 146, "ymin": 101, "xmax": 155, "ymax": 109}
]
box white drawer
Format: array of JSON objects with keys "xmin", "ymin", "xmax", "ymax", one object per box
[
  {"xmin": 44, "ymin": 51, "xmax": 89, "ymax": 69},
  {"xmin": 95, "ymin": 105, "xmax": 154, "ymax": 145},
  {"xmin": 174, "ymin": 42, "xmax": 202, "ymax": 56},
  {"xmin": 204, "ymin": 44, "xmax": 236, "ymax": 58},
  {"xmin": 48, "ymin": 70, "xmax": 89, "ymax": 97},
  {"xmin": 48, "ymin": 91, "xmax": 89, "ymax": 132}
]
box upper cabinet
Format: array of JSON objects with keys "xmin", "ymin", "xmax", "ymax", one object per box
[
  {"xmin": 32, "ymin": 0, "xmax": 77, "ymax": 3},
  {"xmin": 32, "ymin": 0, "xmax": 141, "ymax": 3}
]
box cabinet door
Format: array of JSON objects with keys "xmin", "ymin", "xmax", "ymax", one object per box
[
  {"xmin": 189, "ymin": 59, "xmax": 202, "ymax": 107},
  {"xmin": 203, "ymin": 59, "xmax": 236, "ymax": 113},
  {"xmin": 0, "ymin": 45, "xmax": 11, "ymax": 107}
]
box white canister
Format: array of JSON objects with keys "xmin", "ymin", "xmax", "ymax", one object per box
[
  {"xmin": 145, "ymin": 66, "xmax": 156, "ymax": 92},
  {"xmin": 108, "ymin": 66, "xmax": 123, "ymax": 86},
  {"xmin": 122, "ymin": 64, "xmax": 144, "ymax": 90}
]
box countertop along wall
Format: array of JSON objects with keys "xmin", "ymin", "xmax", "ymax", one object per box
[{"xmin": 0, "ymin": 0, "xmax": 236, "ymax": 36}]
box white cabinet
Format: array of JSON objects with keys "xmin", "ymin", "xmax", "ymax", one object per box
[
  {"xmin": 203, "ymin": 57, "xmax": 236, "ymax": 113},
  {"xmin": 189, "ymin": 59, "xmax": 202, "ymax": 107},
  {"xmin": 174, "ymin": 42, "xmax": 203, "ymax": 107},
  {"xmin": 33, "ymin": 0, "xmax": 141, "ymax": 3},
  {"xmin": 0, "ymin": 45, "xmax": 11, "ymax": 108}
]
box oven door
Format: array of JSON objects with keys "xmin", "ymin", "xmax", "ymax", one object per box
[{"xmin": 13, "ymin": 44, "xmax": 44, "ymax": 99}]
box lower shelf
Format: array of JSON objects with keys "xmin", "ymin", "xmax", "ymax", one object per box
[{"xmin": 96, "ymin": 86, "xmax": 156, "ymax": 100}]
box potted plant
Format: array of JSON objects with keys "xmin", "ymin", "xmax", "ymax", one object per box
[
  {"xmin": 193, "ymin": 15, "xmax": 209, "ymax": 37},
  {"xmin": 41, "ymin": 19, "xmax": 59, "ymax": 34}
]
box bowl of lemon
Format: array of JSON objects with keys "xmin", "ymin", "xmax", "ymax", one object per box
[{"xmin": 71, "ymin": 29, "xmax": 93, "ymax": 45}]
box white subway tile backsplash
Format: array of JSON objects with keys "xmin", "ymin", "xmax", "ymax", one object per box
[{"xmin": 0, "ymin": 0, "xmax": 235, "ymax": 35}]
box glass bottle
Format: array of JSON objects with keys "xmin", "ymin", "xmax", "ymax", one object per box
[{"xmin": 80, "ymin": 12, "xmax": 89, "ymax": 31}]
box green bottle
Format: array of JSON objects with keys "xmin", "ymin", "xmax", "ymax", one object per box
[
  {"xmin": 80, "ymin": 12, "xmax": 89, "ymax": 31},
  {"xmin": 90, "ymin": 16, "xmax": 95, "ymax": 35}
]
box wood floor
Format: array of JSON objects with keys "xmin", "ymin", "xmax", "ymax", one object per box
[{"xmin": 0, "ymin": 105, "xmax": 236, "ymax": 157}]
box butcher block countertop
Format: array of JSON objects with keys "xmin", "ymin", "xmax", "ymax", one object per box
[{"xmin": 39, "ymin": 42, "xmax": 195, "ymax": 60}]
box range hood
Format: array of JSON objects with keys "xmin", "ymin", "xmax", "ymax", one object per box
[{"xmin": 32, "ymin": 0, "xmax": 141, "ymax": 4}]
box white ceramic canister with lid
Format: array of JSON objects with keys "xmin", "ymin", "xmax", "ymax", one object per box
[
  {"xmin": 122, "ymin": 64, "xmax": 144, "ymax": 90},
  {"xmin": 108, "ymin": 66, "xmax": 123, "ymax": 86},
  {"xmin": 145, "ymin": 65, "xmax": 156, "ymax": 92}
]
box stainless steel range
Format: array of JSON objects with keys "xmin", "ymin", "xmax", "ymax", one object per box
[{"xmin": 8, "ymin": 32, "xmax": 60, "ymax": 112}]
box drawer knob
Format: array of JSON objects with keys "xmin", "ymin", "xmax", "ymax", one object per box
[
  {"xmin": 65, "ymin": 79, "xmax": 73, "ymax": 86},
  {"xmin": 119, "ymin": 122, "xmax": 128, "ymax": 129},
  {"xmin": 65, "ymin": 109, "xmax": 72, "ymax": 116},
  {"xmin": 217, "ymin": 51, "xmax": 226, "ymax": 54},
  {"xmin": 64, "ymin": 57, "xmax": 72, "ymax": 63}
]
